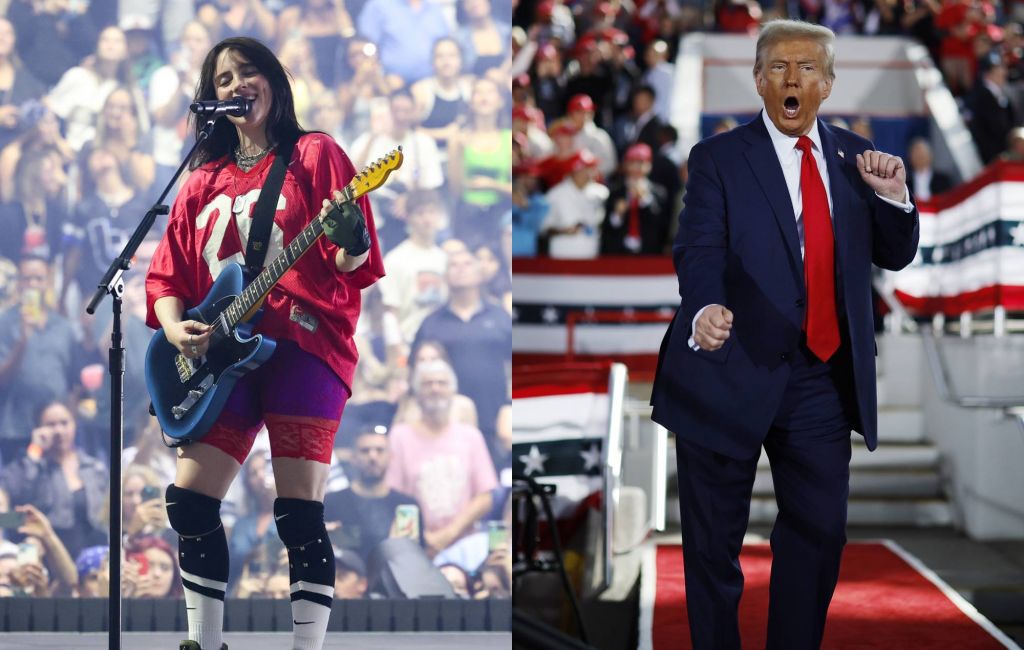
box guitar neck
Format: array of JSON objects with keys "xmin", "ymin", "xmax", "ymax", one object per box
[
  {"xmin": 216, "ymin": 146, "xmax": 402, "ymax": 330},
  {"xmin": 222, "ymin": 197, "xmax": 338, "ymax": 328}
]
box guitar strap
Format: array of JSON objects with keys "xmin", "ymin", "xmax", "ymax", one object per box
[{"xmin": 244, "ymin": 134, "xmax": 298, "ymax": 277}]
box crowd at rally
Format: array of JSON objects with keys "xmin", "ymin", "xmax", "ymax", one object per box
[
  {"xmin": 0, "ymin": 0, "xmax": 512, "ymax": 601},
  {"xmin": 511, "ymin": 0, "xmax": 1024, "ymax": 258}
]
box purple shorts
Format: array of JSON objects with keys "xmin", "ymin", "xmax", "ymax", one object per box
[{"xmin": 201, "ymin": 339, "xmax": 350, "ymax": 464}]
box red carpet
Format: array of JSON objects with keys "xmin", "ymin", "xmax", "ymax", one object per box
[{"xmin": 646, "ymin": 541, "xmax": 1018, "ymax": 649}]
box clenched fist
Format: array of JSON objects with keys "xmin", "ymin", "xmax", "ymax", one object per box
[
  {"xmin": 694, "ymin": 304, "xmax": 733, "ymax": 351},
  {"xmin": 856, "ymin": 150, "xmax": 907, "ymax": 203}
]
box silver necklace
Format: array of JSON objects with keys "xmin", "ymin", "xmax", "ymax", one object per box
[{"xmin": 234, "ymin": 142, "xmax": 275, "ymax": 171}]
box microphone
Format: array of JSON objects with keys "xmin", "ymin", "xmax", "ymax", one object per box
[{"xmin": 189, "ymin": 96, "xmax": 253, "ymax": 117}]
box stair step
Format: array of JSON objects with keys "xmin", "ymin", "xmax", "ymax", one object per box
[
  {"xmin": 665, "ymin": 496, "xmax": 955, "ymax": 526},
  {"xmin": 753, "ymin": 470, "xmax": 943, "ymax": 498},
  {"xmin": 876, "ymin": 408, "xmax": 925, "ymax": 443},
  {"xmin": 756, "ymin": 445, "xmax": 941, "ymax": 470},
  {"xmin": 749, "ymin": 497, "xmax": 954, "ymax": 526}
]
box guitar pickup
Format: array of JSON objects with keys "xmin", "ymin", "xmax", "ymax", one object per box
[{"xmin": 171, "ymin": 374, "xmax": 215, "ymax": 420}]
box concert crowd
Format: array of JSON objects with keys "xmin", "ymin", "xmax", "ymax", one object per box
[{"xmin": 0, "ymin": 0, "xmax": 512, "ymax": 602}]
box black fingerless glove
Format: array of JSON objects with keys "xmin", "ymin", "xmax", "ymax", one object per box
[{"xmin": 322, "ymin": 200, "xmax": 371, "ymax": 256}]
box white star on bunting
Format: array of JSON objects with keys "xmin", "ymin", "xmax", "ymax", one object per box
[
  {"xmin": 519, "ymin": 445, "xmax": 549, "ymax": 476},
  {"xmin": 1010, "ymin": 222, "xmax": 1024, "ymax": 247},
  {"xmin": 580, "ymin": 443, "xmax": 602, "ymax": 472}
]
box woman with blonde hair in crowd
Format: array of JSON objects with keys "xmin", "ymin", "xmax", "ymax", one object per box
[
  {"xmin": 121, "ymin": 463, "xmax": 171, "ymax": 541},
  {"xmin": 45, "ymin": 26, "xmax": 146, "ymax": 152},
  {"xmin": 78, "ymin": 86, "xmax": 156, "ymax": 199},
  {"xmin": 0, "ymin": 104, "xmax": 73, "ymax": 204},
  {"xmin": 0, "ymin": 143, "xmax": 69, "ymax": 264}
]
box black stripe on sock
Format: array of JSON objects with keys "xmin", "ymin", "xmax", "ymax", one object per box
[
  {"xmin": 182, "ymin": 578, "xmax": 226, "ymax": 602},
  {"xmin": 289, "ymin": 590, "xmax": 333, "ymax": 609}
]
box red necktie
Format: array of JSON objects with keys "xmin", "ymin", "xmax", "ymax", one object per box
[
  {"xmin": 796, "ymin": 136, "xmax": 840, "ymax": 361},
  {"xmin": 627, "ymin": 195, "xmax": 640, "ymax": 240}
]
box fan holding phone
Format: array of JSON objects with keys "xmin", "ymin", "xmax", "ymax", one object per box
[
  {"xmin": 0, "ymin": 503, "xmax": 78, "ymax": 596},
  {"xmin": 0, "ymin": 401, "xmax": 108, "ymax": 562}
]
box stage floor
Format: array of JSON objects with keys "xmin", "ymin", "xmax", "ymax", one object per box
[{"xmin": 0, "ymin": 632, "xmax": 512, "ymax": 649}]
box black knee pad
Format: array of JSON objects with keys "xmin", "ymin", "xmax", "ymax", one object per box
[
  {"xmin": 274, "ymin": 498, "xmax": 326, "ymax": 548},
  {"xmin": 166, "ymin": 484, "xmax": 229, "ymax": 587},
  {"xmin": 166, "ymin": 484, "xmax": 223, "ymax": 537},
  {"xmin": 275, "ymin": 498, "xmax": 334, "ymax": 594}
]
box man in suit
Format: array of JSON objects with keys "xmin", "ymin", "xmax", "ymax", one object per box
[
  {"xmin": 612, "ymin": 83, "xmax": 665, "ymax": 155},
  {"xmin": 906, "ymin": 137, "xmax": 955, "ymax": 201},
  {"xmin": 650, "ymin": 20, "xmax": 919, "ymax": 650},
  {"xmin": 969, "ymin": 50, "xmax": 1016, "ymax": 165}
]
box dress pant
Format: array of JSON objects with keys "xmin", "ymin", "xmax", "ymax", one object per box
[{"xmin": 675, "ymin": 341, "xmax": 856, "ymax": 650}]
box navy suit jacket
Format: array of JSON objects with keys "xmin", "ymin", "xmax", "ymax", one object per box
[{"xmin": 650, "ymin": 115, "xmax": 920, "ymax": 459}]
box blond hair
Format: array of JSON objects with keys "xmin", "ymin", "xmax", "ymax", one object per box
[{"xmin": 754, "ymin": 20, "xmax": 836, "ymax": 80}]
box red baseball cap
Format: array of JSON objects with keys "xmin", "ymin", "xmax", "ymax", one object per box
[
  {"xmin": 567, "ymin": 94, "xmax": 595, "ymax": 113},
  {"xmin": 569, "ymin": 149, "xmax": 598, "ymax": 173},
  {"xmin": 625, "ymin": 143, "xmax": 652, "ymax": 162},
  {"xmin": 512, "ymin": 105, "xmax": 534, "ymax": 122},
  {"xmin": 536, "ymin": 0, "xmax": 555, "ymax": 18},
  {"xmin": 601, "ymin": 27, "xmax": 630, "ymax": 46}
]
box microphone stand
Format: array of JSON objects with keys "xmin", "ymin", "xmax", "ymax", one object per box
[{"xmin": 86, "ymin": 116, "xmax": 218, "ymax": 650}]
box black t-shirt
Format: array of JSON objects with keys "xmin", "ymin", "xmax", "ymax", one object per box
[{"xmin": 324, "ymin": 488, "xmax": 423, "ymax": 564}]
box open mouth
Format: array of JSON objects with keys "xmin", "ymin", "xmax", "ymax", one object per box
[{"xmin": 783, "ymin": 96, "xmax": 799, "ymax": 119}]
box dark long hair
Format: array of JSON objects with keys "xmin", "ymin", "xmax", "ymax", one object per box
[{"xmin": 189, "ymin": 37, "xmax": 304, "ymax": 170}]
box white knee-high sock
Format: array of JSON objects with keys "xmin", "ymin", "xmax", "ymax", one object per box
[
  {"xmin": 290, "ymin": 581, "xmax": 335, "ymax": 650},
  {"xmin": 181, "ymin": 568, "xmax": 227, "ymax": 650}
]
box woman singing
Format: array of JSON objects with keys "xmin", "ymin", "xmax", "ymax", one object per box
[{"xmin": 145, "ymin": 37, "xmax": 383, "ymax": 650}]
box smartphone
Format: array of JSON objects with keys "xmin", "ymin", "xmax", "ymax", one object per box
[
  {"xmin": 21, "ymin": 288, "xmax": 42, "ymax": 322},
  {"xmin": 488, "ymin": 521, "xmax": 508, "ymax": 553},
  {"xmin": 129, "ymin": 553, "xmax": 148, "ymax": 576},
  {"xmin": 0, "ymin": 511, "xmax": 25, "ymax": 529},
  {"xmin": 394, "ymin": 504, "xmax": 420, "ymax": 540},
  {"xmin": 141, "ymin": 485, "xmax": 161, "ymax": 502},
  {"xmin": 17, "ymin": 543, "xmax": 39, "ymax": 566}
]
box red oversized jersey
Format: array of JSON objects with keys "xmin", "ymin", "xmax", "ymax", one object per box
[{"xmin": 145, "ymin": 132, "xmax": 385, "ymax": 389}]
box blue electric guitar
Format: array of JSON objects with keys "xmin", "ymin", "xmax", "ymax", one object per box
[{"xmin": 145, "ymin": 148, "xmax": 403, "ymax": 444}]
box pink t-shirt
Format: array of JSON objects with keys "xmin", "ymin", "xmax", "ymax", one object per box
[{"xmin": 385, "ymin": 422, "xmax": 498, "ymax": 533}]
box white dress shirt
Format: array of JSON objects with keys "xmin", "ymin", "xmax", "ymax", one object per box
[{"xmin": 687, "ymin": 111, "xmax": 914, "ymax": 350}]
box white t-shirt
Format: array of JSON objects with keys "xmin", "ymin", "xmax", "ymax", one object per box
[
  {"xmin": 378, "ymin": 238, "xmax": 448, "ymax": 342},
  {"xmin": 47, "ymin": 68, "xmax": 118, "ymax": 151},
  {"xmin": 543, "ymin": 177, "xmax": 609, "ymax": 259}
]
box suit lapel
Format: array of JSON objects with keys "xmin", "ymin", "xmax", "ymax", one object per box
[
  {"xmin": 742, "ymin": 115, "xmax": 802, "ymax": 266},
  {"xmin": 818, "ymin": 121, "xmax": 851, "ymax": 268}
]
